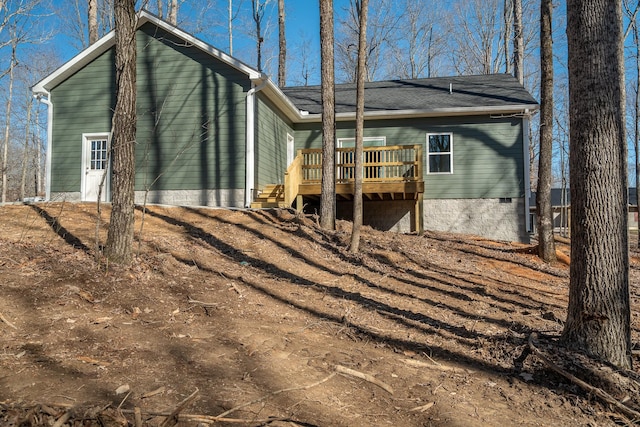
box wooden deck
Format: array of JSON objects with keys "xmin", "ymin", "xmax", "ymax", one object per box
[{"xmin": 253, "ymin": 144, "xmax": 425, "ymax": 231}]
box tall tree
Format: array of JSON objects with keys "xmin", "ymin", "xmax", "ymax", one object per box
[
  {"xmin": 503, "ymin": 0, "xmax": 512, "ymax": 73},
  {"xmin": 562, "ymin": 0, "xmax": 632, "ymax": 368},
  {"xmin": 349, "ymin": 0, "xmax": 368, "ymax": 254},
  {"xmin": 336, "ymin": 0, "xmax": 399, "ymax": 82},
  {"xmin": 536, "ymin": 0, "xmax": 555, "ymax": 262},
  {"xmin": 105, "ymin": 0, "xmax": 137, "ymax": 264},
  {"xmin": 168, "ymin": 0, "xmax": 177, "ymax": 25},
  {"xmin": 625, "ymin": 0, "xmax": 640, "ymax": 248},
  {"xmin": 319, "ymin": 0, "xmax": 336, "ymax": 230},
  {"xmin": 390, "ymin": 1, "xmax": 444, "ymax": 79},
  {"xmin": 88, "ymin": 0, "xmax": 98, "ymax": 44},
  {"xmin": 513, "ymin": 0, "xmax": 523, "ymax": 83},
  {"xmin": 447, "ymin": 0, "xmax": 504, "ymax": 75},
  {"xmin": 252, "ymin": 0, "xmax": 267, "ymax": 71},
  {"xmin": 1, "ymin": 31, "xmax": 17, "ymax": 204},
  {"xmin": 277, "ymin": 0, "xmax": 286, "ymax": 87},
  {"xmin": 228, "ymin": 0, "xmax": 233, "ymax": 55}
]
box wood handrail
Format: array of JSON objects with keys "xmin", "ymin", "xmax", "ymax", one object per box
[
  {"xmin": 284, "ymin": 149, "xmax": 303, "ymax": 207},
  {"xmin": 283, "ymin": 144, "xmax": 423, "ymax": 210},
  {"xmin": 300, "ymin": 144, "xmax": 422, "ymax": 184}
]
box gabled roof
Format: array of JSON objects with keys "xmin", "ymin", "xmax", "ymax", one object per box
[
  {"xmin": 284, "ymin": 74, "xmax": 538, "ymax": 121},
  {"xmin": 33, "ymin": 9, "xmax": 538, "ymax": 124},
  {"xmin": 32, "ymin": 9, "xmax": 266, "ymax": 94}
]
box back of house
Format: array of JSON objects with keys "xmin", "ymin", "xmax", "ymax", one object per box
[{"xmin": 33, "ymin": 10, "xmax": 538, "ymax": 243}]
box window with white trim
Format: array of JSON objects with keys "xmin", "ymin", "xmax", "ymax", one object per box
[
  {"xmin": 427, "ymin": 133, "xmax": 453, "ymax": 174},
  {"xmin": 89, "ymin": 138, "xmax": 109, "ymax": 170}
]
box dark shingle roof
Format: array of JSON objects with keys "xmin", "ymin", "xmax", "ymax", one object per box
[{"xmin": 282, "ymin": 73, "xmax": 538, "ymax": 115}]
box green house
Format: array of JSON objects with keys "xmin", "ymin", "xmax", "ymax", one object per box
[{"xmin": 32, "ymin": 10, "xmax": 538, "ymax": 242}]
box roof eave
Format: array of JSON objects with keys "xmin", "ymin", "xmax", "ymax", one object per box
[
  {"xmin": 257, "ymin": 79, "xmax": 307, "ymax": 122},
  {"xmin": 294, "ymin": 103, "xmax": 540, "ymax": 123}
]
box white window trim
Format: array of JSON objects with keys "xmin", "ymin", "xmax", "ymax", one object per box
[
  {"xmin": 426, "ymin": 132, "xmax": 453, "ymax": 174},
  {"xmin": 337, "ymin": 136, "xmax": 386, "ymax": 147}
]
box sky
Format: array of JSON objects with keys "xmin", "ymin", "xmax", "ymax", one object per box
[{"xmin": 44, "ymin": 0, "xmax": 354, "ymax": 87}]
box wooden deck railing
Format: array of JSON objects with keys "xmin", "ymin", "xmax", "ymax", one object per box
[{"xmin": 284, "ymin": 144, "xmax": 423, "ymax": 206}]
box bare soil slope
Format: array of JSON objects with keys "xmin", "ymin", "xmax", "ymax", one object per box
[{"xmin": 0, "ymin": 203, "xmax": 639, "ymax": 426}]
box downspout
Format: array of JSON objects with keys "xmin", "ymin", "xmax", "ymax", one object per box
[
  {"xmin": 522, "ymin": 110, "xmax": 531, "ymax": 240},
  {"xmin": 35, "ymin": 89, "xmax": 53, "ymax": 202},
  {"xmin": 245, "ymin": 79, "xmax": 268, "ymax": 207}
]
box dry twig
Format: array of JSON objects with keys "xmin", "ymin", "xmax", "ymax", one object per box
[
  {"xmin": 0, "ymin": 311, "xmax": 17, "ymax": 329},
  {"xmin": 402, "ymin": 358, "xmax": 475, "ymax": 375},
  {"xmin": 159, "ymin": 388, "xmax": 199, "ymax": 427},
  {"xmin": 528, "ymin": 333, "xmax": 640, "ymax": 422},
  {"xmin": 216, "ymin": 372, "xmax": 337, "ymax": 418},
  {"xmin": 335, "ymin": 365, "xmax": 394, "ymax": 394}
]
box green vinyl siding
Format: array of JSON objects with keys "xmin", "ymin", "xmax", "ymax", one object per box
[
  {"xmin": 293, "ymin": 115, "xmax": 525, "ymax": 199},
  {"xmin": 135, "ymin": 24, "xmax": 248, "ymax": 192},
  {"xmin": 255, "ymin": 94, "xmax": 293, "ymax": 186},
  {"xmin": 49, "ymin": 22, "xmax": 249, "ymax": 194},
  {"xmin": 50, "ymin": 50, "xmax": 116, "ymax": 192}
]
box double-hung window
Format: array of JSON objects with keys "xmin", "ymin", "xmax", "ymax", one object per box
[{"xmin": 427, "ymin": 133, "xmax": 453, "ymax": 174}]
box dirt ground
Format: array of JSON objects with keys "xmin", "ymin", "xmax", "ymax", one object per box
[{"xmin": 0, "ymin": 202, "xmax": 639, "ymax": 427}]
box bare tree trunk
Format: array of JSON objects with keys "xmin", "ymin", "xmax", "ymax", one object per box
[
  {"xmin": 278, "ymin": 0, "xmax": 286, "ymax": 87},
  {"xmin": 157, "ymin": 0, "xmax": 163, "ymax": 19},
  {"xmin": 105, "ymin": 0, "xmax": 137, "ymax": 264},
  {"xmin": 1, "ymin": 37, "xmax": 16, "ymax": 204},
  {"xmin": 20, "ymin": 97, "xmax": 32, "ymax": 200},
  {"xmin": 513, "ymin": 0, "xmax": 523, "ymax": 84},
  {"xmin": 319, "ymin": 0, "xmax": 336, "ymax": 230},
  {"xmin": 349, "ymin": 0, "xmax": 368, "ymax": 254},
  {"xmin": 504, "ymin": 0, "xmax": 512, "ymax": 74},
  {"xmin": 252, "ymin": 0, "xmax": 265, "ymax": 71},
  {"xmin": 563, "ymin": 0, "xmax": 632, "ymax": 369},
  {"xmin": 634, "ymin": 15, "xmax": 640, "ymax": 248},
  {"xmin": 536, "ymin": 0, "xmax": 556, "ymax": 262},
  {"xmin": 228, "ymin": 0, "xmax": 233, "ymax": 55},
  {"xmin": 168, "ymin": 0, "xmax": 177, "ymax": 25},
  {"xmin": 88, "ymin": 0, "xmax": 98, "ymax": 44}
]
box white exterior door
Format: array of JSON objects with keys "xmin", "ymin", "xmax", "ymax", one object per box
[{"xmin": 81, "ymin": 134, "xmax": 110, "ymax": 202}]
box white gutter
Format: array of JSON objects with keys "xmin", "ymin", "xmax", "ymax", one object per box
[
  {"xmin": 245, "ymin": 79, "xmax": 268, "ymax": 207},
  {"xmin": 292, "ymin": 104, "xmax": 540, "ymax": 123},
  {"xmin": 34, "ymin": 89, "xmax": 53, "ymax": 202}
]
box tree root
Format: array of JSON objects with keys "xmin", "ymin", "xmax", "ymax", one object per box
[{"xmin": 528, "ymin": 333, "xmax": 640, "ymax": 423}]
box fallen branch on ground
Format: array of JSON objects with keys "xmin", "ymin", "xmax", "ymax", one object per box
[
  {"xmin": 528, "ymin": 333, "xmax": 640, "ymax": 422},
  {"xmin": 159, "ymin": 388, "xmax": 199, "ymax": 427},
  {"xmin": 216, "ymin": 372, "xmax": 337, "ymax": 418},
  {"xmin": 335, "ymin": 365, "xmax": 394, "ymax": 394},
  {"xmin": 402, "ymin": 358, "xmax": 475, "ymax": 375},
  {"xmin": 0, "ymin": 311, "xmax": 17, "ymax": 329}
]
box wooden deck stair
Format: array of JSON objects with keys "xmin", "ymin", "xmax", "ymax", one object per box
[{"xmin": 250, "ymin": 184, "xmax": 285, "ymax": 208}]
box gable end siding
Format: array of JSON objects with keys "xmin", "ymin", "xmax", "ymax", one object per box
[
  {"xmin": 49, "ymin": 23, "xmax": 251, "ymax": 202},
  {"xmin": 50, "ymin": 50, "xmax": 116, "ymax": 194},
  {"xmin": 135, "ymin": 23, "xmax": 249, "ymax": 198}
]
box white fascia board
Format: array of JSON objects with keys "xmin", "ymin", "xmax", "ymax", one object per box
[
  {"xmin": 257, "ymin": 79, "xmax": 307, "ymax": 122},
  {"xmin": 293, "ymin": 103, "xmax": 540, "ymax": 123},
  {"xmin": 32, "ymin": 10, "xmax": 264, "ymax": 94},
  {"xmin": 146, "ymin": 11, "xmax": 264, "ymax": 80},
  {"xmin": 32, "ymin": 32, "xmax": 115, "ymax": 93}
]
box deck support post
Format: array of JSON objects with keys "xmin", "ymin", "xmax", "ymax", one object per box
[
  {"xmin": 296, "ymin": 194, "xmax": 303, "ymax": 213},
  {"xmin": 415, "ymin": 193, "xmax": 424, "ymax": 235}
]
